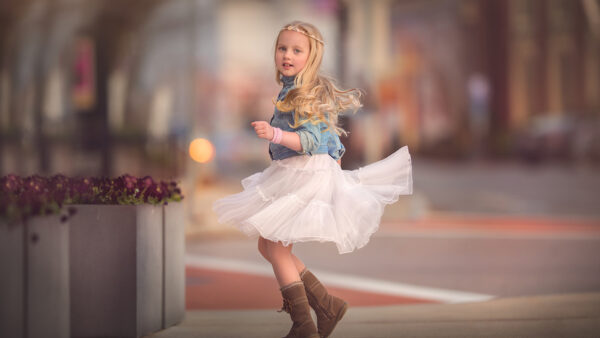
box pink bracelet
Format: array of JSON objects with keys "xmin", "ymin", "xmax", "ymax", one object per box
[{"xmin": 270, "ymin": 127, "xmax": 283, "ymax": 144}]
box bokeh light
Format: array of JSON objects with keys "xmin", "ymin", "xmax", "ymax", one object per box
[{"xmin": 189, "ymin": 138, "xmax": 215, "ymax": 163}]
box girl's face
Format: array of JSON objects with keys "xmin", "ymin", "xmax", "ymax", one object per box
[{"xmin": 275, "ymin": 30, "xmax": 310, "ymax": 77}]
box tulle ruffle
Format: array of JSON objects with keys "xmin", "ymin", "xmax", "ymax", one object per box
[{"xmin": 213, "ymin": 146, "xmax": 412, "ymax": 254}]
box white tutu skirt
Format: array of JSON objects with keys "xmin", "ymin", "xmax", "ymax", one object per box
[{"xmin": 213, "ymin": 146, "xmax": 412, "ymax": 254}]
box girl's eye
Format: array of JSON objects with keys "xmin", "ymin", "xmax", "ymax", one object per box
[
  {"xmin": 294, "ymin": 49, "xmax": 301, "ymax": 53},
  {"xmin": 278, "ymin": 47, "xmax": 286, "ymax": 51}
]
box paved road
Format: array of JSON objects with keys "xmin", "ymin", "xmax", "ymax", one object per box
[
  {"xmin": 185, "ymin": 215, "xmax": 600, "ymax": 309},
  {"xmin": 413, "ymin": 158, "xmax": 600, "ymax": 218}
]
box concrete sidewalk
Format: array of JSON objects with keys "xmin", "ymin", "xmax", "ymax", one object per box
[{"xmin": 148, "ymin": 292, "xmax": 600, "ymax": 338}]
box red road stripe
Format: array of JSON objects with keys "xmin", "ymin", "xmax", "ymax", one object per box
[{"xmin": 186, "ymin": 267, "xmax": 438, "ymax": 310}]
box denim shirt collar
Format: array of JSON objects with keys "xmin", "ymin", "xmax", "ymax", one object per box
[
  {"xmin": 277, "ymin": 75, "xmax": 296, "ymax": 102},
  {"xmin": 281, "ymin": 75, "xmax": 295, "ymax": 88}
]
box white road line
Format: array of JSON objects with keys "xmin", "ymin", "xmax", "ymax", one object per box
[
  {"xmin": 374, "ymin": 230, "xmax": 600, "ymax": 240},
  {"xmin": 185, "ymin": 254, "xmax": 495, "ymax": 304}
]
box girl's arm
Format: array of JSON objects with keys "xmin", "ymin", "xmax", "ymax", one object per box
[{"xmin": 251, "ymin": 121, "xmax": 302, "ymax": 152}]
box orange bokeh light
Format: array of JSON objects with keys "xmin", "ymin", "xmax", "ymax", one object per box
[{"xmin": 189, "ymin": 138, "xmax": 215, "ymax": 163}]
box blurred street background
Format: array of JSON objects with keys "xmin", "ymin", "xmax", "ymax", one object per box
[{"xmin": 1, "ymin": 0, "xmax": 600, "ymax": 330}]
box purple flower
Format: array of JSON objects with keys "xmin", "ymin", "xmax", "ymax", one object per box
[{"xmin": 1, "ymin": 174, "xmax": 184, "ymax": 223}]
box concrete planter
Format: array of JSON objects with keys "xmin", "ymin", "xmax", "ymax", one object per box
[
  {"xmin": 70, "ymin": 205, "xmax": 163, "ymax": 338},
  {"xmin": 0, "ymin": 215, "xmax": 70, "ymax": 338},
  {"xmin": 163, "ymin": 202, "xmax": 185, "ymax": 328},
  {"xmin": 69, "ymin": 203, "xmax": 184, "ymax": 338}
]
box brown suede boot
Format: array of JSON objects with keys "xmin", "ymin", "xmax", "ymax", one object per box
[
  {"xmin": 300, "ymin": 269, "xmax": 348, "ymax": 338},
  {"xmin": 278, "ymin": 281, "xmax": 320, "ymax": 338}
]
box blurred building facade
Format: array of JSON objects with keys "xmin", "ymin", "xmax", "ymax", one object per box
[
  {"xmin": 0, "ymin": 0, "xmax": 599, "ymax": 179},
  {"xmin": 346, "ymin": 0, "xmax": 600, "ymax": 162}
]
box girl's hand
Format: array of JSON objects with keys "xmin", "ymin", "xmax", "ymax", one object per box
[{"xmin": 251, "ymin": 121, "xmax": 274, "ymax": 141}]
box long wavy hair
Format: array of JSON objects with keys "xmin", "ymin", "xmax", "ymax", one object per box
[{"xmin": 274, "ymin": 21, "xmax": 362, "ymax": 136}]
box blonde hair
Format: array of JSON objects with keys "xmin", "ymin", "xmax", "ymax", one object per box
[{"xmin": 274, "ymin": 21, "xmax": 362, "ymax": 136}]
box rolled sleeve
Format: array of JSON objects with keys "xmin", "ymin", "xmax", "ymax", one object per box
[
  {"xmin": 295, "ymin": 121, "xmax": 322, "ymax": 155},
  {"xmin": 329, "ymin": 139, "xmax": 345, "ymax": 160}
]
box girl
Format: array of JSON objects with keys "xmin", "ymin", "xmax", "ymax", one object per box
[{"xmin": 213, "ymin": 21, "xmax": 412, "ymax": 338}]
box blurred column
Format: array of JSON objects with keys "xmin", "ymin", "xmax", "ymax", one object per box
[
  {"xmin": 545, "ymin": 0, "xmax": 582, "ymax": 115},
  {"xmin": 1, "ymin": 2, "xmax": 24, "ymax": 173},
  {"xmin": 484, "ymin": 0, "xmax": 510, "ymax": 154},
  {"xmin": 369, "ymin": 0, "xmax": 392, "ymax": 82},
  {"xmin": 337, "ymin": 0, "xmax": 348, "ymax": 82},
  {"xmin": 72, "ymin": 33, "xmax": 110, "ymax": 175},
  {"xmin": 184, "ymin": 0, "xmax": 218, "ymax": 230},
  {"xmin": 344, "ymin": 0, "xmax": 393, "ymax": 162},
  {"xmin": 572, "ymin": 1, "xmax": 587, "ymax": 114},
  {"xmin": 0, "ymin": 7, "xmax": 6, "ymax": 173},
  {"xmin": 33, "ymin": 0, "xmax": 57, "ymax": 174},
  {"xmin": 0, "ymin": 70, "xmax": 8, "ymax": 128},
  {"xmin": 461, "ymin": 0, "xmax": 491, "ymax": 156},
  {"xmin": 507, "ymin": 0, "xmax": 538, "ymax": 129},
  {"xmin": 583, "ymin": 0, "xmax": 600, "ymax": 112},
  {"xmin": 186, "ymin": 0, "xmax": 201, "ymax": 182},
  {"xmin": 0, "ymin": 65, "xmax": 8, "ymax": 173}
]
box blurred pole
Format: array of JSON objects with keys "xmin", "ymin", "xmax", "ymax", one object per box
[
  {"xmin": 186, "ymin": 0, "xmax": 198, "ymax": 178},
  {"xmin": 187, "ymin": 0, "xmax": 198, "ymax": 227},
  {"xmin": 1, "ymin": 1, "xmax": 26, "ymax": 174},
  {"xmin": 97, "ymin": 29, "xmax": 111, "ymax": 176},
  {"xmin": 33, "ymin": 0, "xmax": 55, "ymax": 173},
  {"xmin": 75, "ymin": 29, "xmax": 111, "ymax": 176},
  {"xmin": 536, "ymin": 0, "xmax": 548, "ymax": 117},
  {"xmin": 337, "ymin": 0, "xmax": 349, "ymax": 150},
  {"xmin": 337, "ymin": 0, "xmax": 348, "ymax": 83},
  {"xmin": 485, "ymin": 0, "xmax": 509, "ymax": 155},
  {"xmin": 583, "ymin": 0, "xmax": 600, "ymax": 39},
  {"xmin": 0, "ymin": 28, "xmax": 5, "ymax": 173},
  {"xmin": 575, "ymin": 1, "xmax": 586, "ymax": 114}
]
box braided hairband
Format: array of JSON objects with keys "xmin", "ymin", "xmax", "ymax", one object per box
[{"xmin": 283, "ymin": 25, "xmax": 324, "ymax": 45}]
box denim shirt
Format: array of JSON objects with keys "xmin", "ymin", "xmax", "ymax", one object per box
[{"xmin": 269, "ymin": 75, "xmax": 345, "ymax": 161}]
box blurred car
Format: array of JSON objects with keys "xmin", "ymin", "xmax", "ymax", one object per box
[{"xmin": 515, "ymin": 114, "xmax": 600, "ymax": 164}]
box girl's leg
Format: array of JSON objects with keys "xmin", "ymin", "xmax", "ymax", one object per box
[
  {"xmin": 259, "ymin": 236, "xmax": 306, "ymax": 275},
  {"xmin": 266, "ymin": 240, "xmax": 301, "ymax": 287},
  {"xmin": 261, "ymin": 238, "xmax": 345, "ymax": 337},
  {"xmin": 291, "ymin": 253, "xmax": 306, "ymax": 274},
  {"xmin": 272, "ymin": 242, "xmax": 319, "ymax": 337}
]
